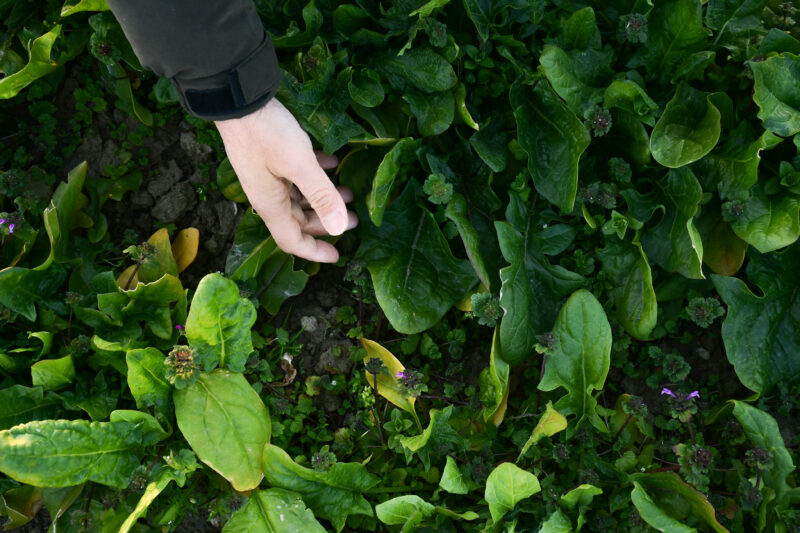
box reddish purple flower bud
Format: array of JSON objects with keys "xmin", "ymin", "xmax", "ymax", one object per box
[
  {"xmin": 175, "ymin": 324, "xmax": 185, "ymax": 330},
  {"xmin": 661, "ymin": 388, "xmax": 676, "ymax": 398},
  {"xmin": 687, "ymin": 390, "xmax": 700, "ymax": 399},
  {"xmin": 395, "ymin": 371, "xmax": 406, "ymax": 380},
  {"xmin": 8, "ymin": 223, "xmax": 15, "ymax": 234}
]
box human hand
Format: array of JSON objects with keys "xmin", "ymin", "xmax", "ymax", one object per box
[{"xmin": 214, "ymin": 98, "xmax": 358, "ymax": 263}]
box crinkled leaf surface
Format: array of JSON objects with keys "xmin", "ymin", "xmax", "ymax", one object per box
[
  {"xmin": 404, "ymin": 88, "xmax": 454, "ymax": 137},
  {"xmin": 537, "ymin": 290, "xmax": 611, "ymax": 435},
  {"xmin": 261, "ymin": 444, "xmax": 379, "ymax": 532},
  {"xmin": 174, "ymin": 370, "xmax": 270, "ymax": 492},
  {"xmin": 0, "ymin": 419, "xmax": 150, "ymax": 488},
  {"xmin": 120, "ymin": 274, "xmax": 185, "ymax": 340},
  {"xmin": 641, "ymin": 167, "xmax": 705, "ymax": 279},
  {"xmin": 222, "ymin": 488, "xmax": 327, "ymax": 533},
  {"xmin": 496, "ymin": 218, "xmax": 585, "ymax": 365},
  {"xmin": 510, "ymin": 80, "xmax": 590, "ymax": 212},
  {"xmin": 730, "ymin": 185, "xmax": 800, "ymax": 253},
  {"xmin": 484, "ymin": 462, "xmax": 541, "ymax": 523},
  {"xmin": 0, "ymin": 266, "xmax": 65, "ymax": 322},
  {"xmin": 597, "ymin": 238, "xmax": 657, "ymax": 340},
  {"xmin": 400, "ymin": 405, "xmax": 465, "ymax": 471},
  {"xmin": 539, "ymin": 44, "xmax": 605, "ymax": 114},
  {"xmin": 641, "ymin": 0, "xmax": 708, "ymax": 82},
  {"xmin": 705, "ymin": 0, "xmax": 766, "ymax": 50},
  {"xmin": 630, "ymin": 473, "xmax": 729, "ymax": 532},
  {"xmin": 518, "ymin": 402, "xmax": 568, "ymax": 460},
  {"xmin": 650, "ymin": 84, "xmax": 721, "ymax": 168},
  {"xmin": 732, "ymin": 401, "xmax": 795, "ymax": 502},
  {"xmin": 751, "ymin": 53, "xmax": 800, "ymax": 137},
  {"xmin": 357, "ymin": 181, "xmax": 477, "ymax": 334},
  {"xmin": 376, "ymin": 495, "xmax": 435, "ymax": 526},
  {"xmin": 712, "ymin": 243, "xmax": 800, "ymax": 394},
  {"xmin": 126, "ymin": 348, "xmax": 170, "ymax": 415},
  {"xmin": 378, "ymin": 47, "xmax": 457, "ymax": 93},
  {"xmin": 185, "ymin": 273, "xmax": 256, "ymax": 372}
]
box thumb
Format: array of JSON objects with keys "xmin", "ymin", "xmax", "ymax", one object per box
[{"xmin": 292, "ymin": 162, "xmax": 349, "ymax": 235}]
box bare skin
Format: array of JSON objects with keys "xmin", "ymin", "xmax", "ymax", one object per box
[{"xmin": 214, "ymin": 97, "xmax": 358, "ymax": 263}]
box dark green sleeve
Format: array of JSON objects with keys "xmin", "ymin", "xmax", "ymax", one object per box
[{"xmin": 107, "ymin": 0, "xmax": 280, "ymax": 121}]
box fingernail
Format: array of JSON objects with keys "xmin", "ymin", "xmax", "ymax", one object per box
[{"xmin": 323, "ymin": 210, "xmax": 348, "ymax": 235}]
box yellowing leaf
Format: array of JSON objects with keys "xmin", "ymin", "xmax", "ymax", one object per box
[
  {"xmin": 361, "ymin": 338, "xmax": 418, "ymax": 426},
  {"xmin": 481, "ymin": 329, "xmax": 509, "ymax": 425},
  {"xmin": 171, "ymin": 228, "xmax": 199, "ymax": 273},
  {"xmin": 117, "ymin": 265, "xmax": 138, "ymax": 290},
  {"xmin": 518, "ymin": 402, "xmax": 567, "ymax": 461}
]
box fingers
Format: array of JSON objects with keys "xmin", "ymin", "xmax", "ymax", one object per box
[
  {"xmin": 315, "ymin": 151, "xmax": 338, "ymax": 170},
  {"xmin": 260, "ymin": 195, "xmax": 341, "ymax": 263},
  {"xmin": 289, "ymin": 158, "xmax": 349, "ymax": 236},
  {"xmin": 292, "ymin": 186, "xmax": 353, "ymax": 210},
  {"xmin": 300, "ymin": 209, "xmax": 359, "ymax": 236}
]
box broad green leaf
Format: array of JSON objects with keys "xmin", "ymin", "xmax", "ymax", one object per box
[
  {"xmin": 376, "ymin": 495, "xmax": 435, "ymax": 526},
  {"xmin": 714, "ymin": 244, "xmax": 800, "ymax": 394},
  {"xmin": 61, "ymin": 0, "xmax": 108, "ymax": 17},
  {"xmin": 278, "ymin": 68, "xmax": 366, "ymax": 154},
  {"xmin": 480, "ymin": 329, "xmax": 510, "ymax": 425},
  {"xmin": 650, "ymin": 84, "xmax": 721, "ymax": 168},
  {"xmin": 496, "ymin": 218, "xmax": 585, "ymax": 365},
  {"xmin": 462, "ymin": 0, "xmax": 490, "ymax": 40},
  {"xmin": 174, "ymin": 370, "xmax": 270, "ymax": 491},
  {"xmin": 0, "ymin": 26, "xmax": 61, "ymax": 99},
  {"xmin": 404, "ymin": 89, "xmax": 454, "ymax": 136},
  {"xmin": 42, "ymin": 484, "xmax": 84, "ymax": 531},
  {"xmin": 108, "ymin": 60, "xmax": 152, "ymax": 126},
  {"xmin": 730, "ymin": 186, "xmax": 800, "ymax": 252},
  {"xmin": 126, "ymin": 348, "xmax": 170, "ymax": 415},
  {"xmin": 225, "ymin": 209, "xmax": 278, "ymax": 280},
  {"xmin": 0, "ymin": 484, "xmax": 42, "ymax": 530},
  {"xmin": 641, "ymin": 167, "xmax": 705, "ymax": 279},
  {"xmin": 366, "ymin": 138, "xmax": 418, "ymax": 226},
  {"xmin": 399, "ymin": 406, "xmax": 465, "ymax": 471},
  {"xmin": 118, "ymin": 274, "xmax": 185, "ymax": 340},
  {"xmin": 540, "ymin": 509, "xmax": 572, "ymax": 533},
  {"xmin": 410, "ymin": 0, "xmax": 451, "ymax": 17},
  {"xmin": 109, "ymin": 410, "xmax": 169, "ymax": 446},
  {"xmin": 597, "ymin": 238, "xmax": 657, "ymax": 340},
  {"xmin": 751, "ymin": 53, "xmax": 800, "ymax": 137},
  {"xmin": 706, "ymin": 0, "xmax": 766, "ymax": 49},
  {"xmin": 378, "ymin": 47, "xmax": 457, "ymax": 93},
  {"xmin": 361, "ymin": 338, "xmax": 418, "ymax": 424},
  {"xmin": 136, "ymin": 228, "xmax": 179, "ymax": 284},
  {"xmin": 538, "ymin": 290, "xmax": 612, "ymax": 435},
  {"xmin": 0, "ymin": 419, "xmax": 149, "ymax": 488},
  {"xmin": 445, "ymin": 193, "xmax": 493, "ymax": 290},
  {"xmin": 518, "ymin": 402, "xmax": 568, "ymax": 461},
  {"xmin": 642, "ymin": 0, "xmax": 708, "ymax": 82},
  {"xmin": 272, "ymin": 1, "xmax": 322, "ymax": 48},
  {"xmin": 347, "ymin": 68, "xmax": 384, "ymax": 108},
  {"xmin": 439, "ymin": 456, "xmax": 470, "ymax": 494},
  {"xmin": 539, "ymin": 44, "xmax": 605, "ymax": 114},
  {"xmin": 216, "ymin": 157, "xmax": 247, "ymax": 203},
  {"xmin": 699, "ymin": 214, "xmax": 746, "ymax": 276},
  {"xmin": 223, "ymin": 488, "xmax": 327, "ymax": 533},
  {"xmin": 758, "ymin": 28, "xmax": 800, "ymax": 55},
  {"xmin": 256, "ymin": 252, "xmax": 309, "ymax": 315},
  {"xmin": 631, "ymin": 482, "xmax": 696, "ymax": 533},
  {"xmin": 603, "ymin": 80, "xmax": 658, "ymax": 123},
  {"xmin": 31, "ymin": 356, "xmax": 75, "ymax": 391},
  {"xmin": 557, "ymin": 6, "xmax": 601, "ymax": 50},
  {"xmin": 0, "ymin": 266, "xmax": 65, "ymax": 321},
  {"xmin": 561, "ymin": 484, "xmax": 602, "ymax": 509},
  {"xmin": 119, "ymin": 469, "xmax": 178, "ymax": 533},
  {"xmin": 484, "ymin": 463, "xmax": 541, "ymax": 523},
  {"xmin": 185, "ymin": 273, "xmax": 256, "ymax": 372},
  {"xmin": 0, "ymin": 386, "xmax": 59, "ymax": 430},
  {"xmin": 39, "ymin": 162, "xmax": 88, "ymax": 269},
  {"xmin": 510, "ymin": 80, "xmax": 590, "ymax": 212},
  {"xmin": 470, "ymin": 118, "xmax": 507, "ymax": 172},
  {"xmin": 261, "ymin": 444, "xmax": 379, "ymax": 532},
  {"xmin": 630, "ymin": 473, "xmax": 729, "ymax": 532},
  {"xmin": 732, "ymin": 401, "xmax": 795, "ymax": 502},
  {"xmin": 357, "ymin": 181, "xmax": 477, "ymax": 334}
]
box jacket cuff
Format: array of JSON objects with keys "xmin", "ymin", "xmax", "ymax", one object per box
[{"xmin": 172, "ymin": 31, "xmax": 281, "ymax": 121}]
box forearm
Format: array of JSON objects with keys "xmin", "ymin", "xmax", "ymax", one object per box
[{"xmin": 107, "ymin": 0, "xmax": 280, "ymax": 120}]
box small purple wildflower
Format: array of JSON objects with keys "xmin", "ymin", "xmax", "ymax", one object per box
[
  {"xmin": 0, "ymin": 218, "xmax": 7, "ymax": 225},
  {"xmin": 8, "ymin": 223, "xmax": 15, "ymax": 234},
  {"xmin": 686, "ymin": 390, "xmax": 700, "ymax": 399},
  {"xmin": 175, "ymin": 324, "xmax": 185, "ymax": 331},
  {"xmin": 395, "ymin": 371, "xmax": 406, "ymax": 380},
  {"xmin": 661, "ymin": 388, "xmax": 677, "ymax": 398}
]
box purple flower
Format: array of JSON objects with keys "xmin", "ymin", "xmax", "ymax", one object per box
[
  {"xmin": 175, "ymin": 324, "xmax": 185, "ymax": 331},
  {"xmin": 395, "ymin": 371, "xmax": 406, "ymax": 380},
  {"xmin": 661, "ymin": 388, "xmax": 677, "ymax": 398},
  {"xmin": 0, "ymin": 218, "xmax": 7, "ymax": 225},
  {"xmin": 7, "ymin": 223, "xmax": 14, "ymax": 234},
  {"xmin": 687, "ymin": 390, "xmax": 700, "ymax": 400},
  {"xmin": 661, "ymin": 388, "xmax": 700, "ymax": 401}
]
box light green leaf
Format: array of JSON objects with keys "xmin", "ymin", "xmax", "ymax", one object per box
[
  {"xmin": 0, "ymin": 419, "xmax": 149, "ymax": 488},
  {"xmin": 510, "ymin": 80, "xmax": 591, "ymax": 212},
  {"xmin": 561, "ymin": 484, "xmax": 602, "ymax": 509},
  {"xmin": 462, "ymin": 0, "xmax": 490, "ymax": 40},
  {"xmin": 126, "ymin": 348, "xmax": 170, "ymax": 415},
  {"xmin": 376, "ymin": 495, "xmax": 435, "ymax": 526},
  {"xmin": 444, "ymin": 193, "xmax": 493, "ymax": 290},
  {"xmin": 39, "ymin": 162, "xmax": 88, "ymax": 269},
  {"xmin": 484, "ymin": 463, "xmax": 541, "ymax": 523},
  {"xmin": 539, "ymin": 509, "xmax": 573, "ymax": 533},
  {"xmin": 109, "ymin": 410, "xmax": 169, "ymax": 446},
  {"xmin": 643, "ymin": 0, "xmax": 709, "ymax": 82},
  {"xmin": 641, "ymin": 167, "xmax": 705, "ymax": 279},
  {"xmin": 61, "ymin": 0, "xmax": 109, "ymax": 17},
  {"xmin": 223, "ymin": 488, "xmax": 327, "ymax": 533},
  {"xmin": 410, "ymin": 0, "xmax": 451, "ymax": 17},
  {"xmin": 0, "ymin": 386, "xmax": 59, "ymax": 430},
  {"xmin": 404, "ymin": 89, "xmax": 454, "ymax": 136},
  {"xmin": 496, "ymin": 219, "xmax": 585, "ymax": 365},
  {"xmin": 216, "ymin": 157, "xmax": 247, "ymax": 203},
  {"xmin": 399, "ymin": 406, "xmax": 464, "ymax": 471},
  {"xmin": 439, "ymin": 456, "xmax": 470, "ymax": 494},
  {"xmin": 630, "ymin": 473, "xmax": 729, "ymax": 532},
  {"xmin": 185, "ymin": 273, "xmax": 256, "ymax": 372},
  {"xmin": 732, "ymin": 401, "xmax": 795, "ymax": 503},
  {"xmin": 538, "ymin": 290, "xmax": 612, "ymax": 435},
  {"xmin": 603, "ymin": 80, "xmax": 658, "ymax": 123},
  {"xmin": 0, "ymin": 484, "xmax": 42, "ymax": 530},
  {"xmin": 730, "ymin": 186, "xmax": 800, "ymax": 252},
  {"xmin": 650, "ymin": 84, "xmax": 721, "ymax": 168},
  {"xmin": 366, "ymin": 138, "xmax": 418, "ymax": 226},
  {"xmin": 0, "ymin": 26, "xmax": 61, "ymax": 99},
  {"xmin": 31, "ymin": 356, "xmax": 75, "ymax": 391},
  {"xmin": 120, "ymin": 274, "xmax": 185, "ymax": 341},
  {"xmin": 174, "ymin": 370, "xmax": 270, "ymax": 491},
  {"xmin": 358, "ymin": 181, "xmax": 477, "ymax": 334},
  {"xmin": 480, "ymin": 329, "xmax": 510, "ymax": 425},
  {"xmin": 539, "ymin": 44, "xmax": 605, "ymax": 114},
  {"xmin": 261, "ymin": 444, "xmax": 379, "ymax": 532},
  {"xmin": 597, "ymin": 238, "xmax": 657, "ymax": 340},
  {"xmin": 118, "ymin": 469, "xmax": 176, "ymax": 533},
  {"xmin": 632, "ymin": 482, "xmax": 696, "ymax": 533},
  {"xmin": 454, "ymin": 82, "xmax": 479, "ymax": 130},
  {"xmin": 518, "ymin": 402, "xmax": 568, "ymax": 461},
  {"xmin": 751, "ymin": 53, "xmax": 800, "ymax": 137}
]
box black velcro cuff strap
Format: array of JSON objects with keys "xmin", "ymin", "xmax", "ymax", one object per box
[{"xmin": 179, "ymin": 31, "xmax": 281, "ymax": 120}]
